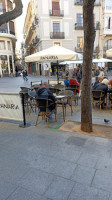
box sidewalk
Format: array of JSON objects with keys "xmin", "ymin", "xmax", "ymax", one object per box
[{"xmin": 0, "ymin": 121, "xmax": 112, "ymax": 200}]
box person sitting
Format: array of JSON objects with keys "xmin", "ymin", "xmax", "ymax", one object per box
[
  {"xmin": 36, "ymin": 82, "xmax": 56, "ymax": 113},
  {"xmin": 95, "ymin": 78, "xmax": 109, "ymax": 94},
  {"xmin": 64, "ymin": 76, "xmax": 70, "ymax": 88},
  {"xmin": 108, "ymin": 79, "xmax": 112, "ymax": 93},
  {"xmin": 92, "ymin": 77, "xmax": 103, "ymax": 90},
  {"xmin": 95, "ymin": 66, "xmax": 100, "ymax": 76},
  {"xmin": 94, "ymin": 78, "xmax": 109, "ymax": 108},
  {"xmin": 69, "ymin": 78, "xmax": 80, "ymax": 92},
  {"xmin": 98, "ymin": 68, "xmax": 104, "ymax": 78}
]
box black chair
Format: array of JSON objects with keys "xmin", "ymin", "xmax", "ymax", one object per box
[
  {"xmin": 109, "ymin": 93, "xmax": 112, "ymax": 108},
  {"xmin": 92, "ymin": 90, "xmax": 106, "ymax": 111},
  {"xmin": 35, "ymin": 96, "xmax": 57, "ymax": 127},
  {"xmin": 57, "ymin": 90, "xmax": 73, "ymax": 119}
]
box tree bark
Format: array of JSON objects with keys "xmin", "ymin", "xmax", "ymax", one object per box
[
  {"xmin": 0, "ymin": 0, "xmax": 23, "ymax": 26},
  {"xmin": 81, "ymin": 0, "xmax": 95, "ymax": 132}
]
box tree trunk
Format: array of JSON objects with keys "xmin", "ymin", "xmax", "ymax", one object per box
[
  {"xmin": 81, "ymin": 0, "xmax": 95, "ymax": 132},
  {"xmin": 0, "ymin": 0, "xmax": 23, "ymax": 26}
]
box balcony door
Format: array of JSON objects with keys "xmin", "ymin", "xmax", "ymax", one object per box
[
  {"xmin": 52, "ymin": 1, "xmax": 60, "ymax": 16},
  {"xmin": 53, "ymin": 22, "xmax": 60, "ymax": 33}
]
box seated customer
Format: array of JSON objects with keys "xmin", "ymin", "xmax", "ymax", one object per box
[
  {"xmin": 36, "ymin": 82, "xmax": 56, "ymax": 111},
  {"xmin": 69, "ymin": 78, "xmax": 80, "ymax": 91},
  {"xmin": 64, "ymin": 76, "xmax": 70, "ymax": 87},
  {"xmin": 92, "ymin": 77, "xmax": 103, "ymax": 90},
  {"xmin": 95, "ymin": 78, "xmax": 109, "ymax": 94},
  {"xmin": 108, "ymin": 79, "xmax": 112, "ymax": 92}
]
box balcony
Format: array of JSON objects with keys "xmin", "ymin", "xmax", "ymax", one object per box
[
  {"xmin": 30, "ymin": 36, "xmax": 40, "ymax": 48},
  {"xmin": 74, "ymin": 0, "xmax": 83, "ymax": 6},
  {"xmin": 10, "ymin": 31, "xmax": 15, "ymax": 35},
  {"xmin": 50, "ymin": 32, "xmax": 65, "ymax": 39},
  {"xmin": 75, "ymin": 47, "xmax": 83, "ymax": 53},
  {"xmin": 74, "ymin": 24, "xmax": 83, "ymax": 30},
  {"xmin": 49, "ymin": 10, "xmax": 64, "ymax": 17}
]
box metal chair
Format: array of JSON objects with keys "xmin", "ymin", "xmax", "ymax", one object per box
[
  {"xmin": 92, "ymin": 90, "xmax": 106, "ymax": 111},
  {"xmin": 35, "ymin": 96, "xmax": 57, "ymax": 127},
  {"xmin": 57, "ymin": 90, "xmax": 73, "ymax": 118}
]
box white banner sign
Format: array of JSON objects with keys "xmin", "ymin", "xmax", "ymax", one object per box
[{"xmin": 0, "ymin": 93, "xmax": 23, "ymax": 121}]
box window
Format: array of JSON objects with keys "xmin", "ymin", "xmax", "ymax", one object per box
[
  {"xmin": 77, "ymin": 37, "xmax": 83, "ymax": 50},
  {"xmin": 106, "ymin": 0, "xmax": 112, "ymax": 10},
  {"xmin": 7, "ymin": 41, "xmax": 11, "ymax": 50},
  {"xmin": 53, "ymin": 23, "xmax": 60, "ymax": 32},
  {"xmin": 0, "ymin": 23, "xmax": 8, "ymax": 33},
  {"xmin": 9, "ymin": 21, "xmax": 15, "ymax": 35},
  {"xmin": 105, "ymin": 17, "xmax": 111, "ymax": 29},
  {"xmin": 77, "ymin": 14, "xmax": 83, "ymax": 26},
  {"xmin": 0, "ymin": 2, "xmax": 3, "ymax": 12},
  {"xmin": 52, "ymin": 1, "xmax": 60, "ymax": 16},
  {"xmin": 0, "ymin": 40, "xmax": 5, "ymax": 50},
  {"xmin": 7, "ymin": 0, "xmax": 13, "ymax": 11},
  {"xmin": 54, "ymin": 42, "xmax": 60, "ymax": 46},
  {"xmin": 104, "ymin": 40, "xmax": 112, "ymax": 50}
]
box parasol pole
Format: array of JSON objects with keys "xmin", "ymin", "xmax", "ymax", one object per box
[{"xmin": 57, "ymin": 60, "xmax": 59, "ymax": 84}]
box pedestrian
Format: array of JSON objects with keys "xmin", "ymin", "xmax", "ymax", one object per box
[
  {"xmin": 15, "ymin": 66, "xmax": 18, "ymax": 77},
  {"xmin": 23, "ymin": 69, "xmax": 28, "ymax": 81},
  {"xmin": 66, "ymin": 70, "xmax": 69, "ymax": 77}
]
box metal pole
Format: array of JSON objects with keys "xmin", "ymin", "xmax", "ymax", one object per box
[
  {"xmin": 57, "ymin": 60, "xmax": 59, "ymax": 84},
  {"xmin": 22, "ymin": 92, "xmax": 26, "ymax": 127}
]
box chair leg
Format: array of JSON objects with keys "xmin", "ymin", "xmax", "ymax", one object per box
[
  {"xmin": 35, "ymin": 115, "xmax": 39, "ymax": 126},
  {"xmin": 46, "ymin": 117, "xmax": 49, "ymax": 127},
  {"xmin": 70, "ymin": 98, "xmax": 73, "ymax": 116}
]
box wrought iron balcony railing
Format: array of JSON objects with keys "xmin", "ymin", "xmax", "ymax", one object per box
[
  {"xmin": 74, "ymin": 0, "xmax": 83, "ymax": 6},
  {"xmin": 50, "ymin": 32, "xmax": 65, "ymax": 39},
  {"xmin": 49, "ymin": 10, "xmax": 64, "ymax": 17},
  {"xmin": 74, "ymin": 24, "xmax": 83, "ymax": 30}
]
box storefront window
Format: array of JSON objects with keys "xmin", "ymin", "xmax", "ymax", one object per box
[{"xmin": 1, "ymin": 55, "xmax": 8, "ymax": 74}]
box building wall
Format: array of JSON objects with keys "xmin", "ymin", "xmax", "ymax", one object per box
[{"xmin": 0, "ymin": 0, "xmax": 16, "ymax": 77}]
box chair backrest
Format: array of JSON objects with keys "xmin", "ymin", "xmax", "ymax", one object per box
[
  {"xmin": 92, "ymin": 90, "xmax": 105, "ymax": 99},
  {"xmin": 36, "ymin": 96, "xmax": 54, "ymax": 112},
  {"xmin": 58, "ymin": 90, "xmax": 73, "ymax": 97},
  {"xmin": 31, "ymin": 81, "xmax": 42, "ymax": 87},
  {"xmin": 48, "ymin": 79, "xmax": 64, "ymax": 85}
]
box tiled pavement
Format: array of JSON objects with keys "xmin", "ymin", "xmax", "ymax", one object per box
[
  {"xmin": 0, "ymin": 76, "xmax": 112, "ymax": 199},
  {"xmin": 0, "ymin": 122, "xmax": 112, "ymax": 199}
]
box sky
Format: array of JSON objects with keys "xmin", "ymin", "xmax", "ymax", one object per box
[{"xmin": 16, "ymin": 0, "xmax": 30, "ymax": 51}]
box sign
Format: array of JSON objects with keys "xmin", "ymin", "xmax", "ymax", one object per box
[
  {"xmin": 0, "ymin": 93, "xmax": 23, "ymax": 121},
  {"xmin": 1, "ymin": 55, "xmax": 7, "ymax": 60}
]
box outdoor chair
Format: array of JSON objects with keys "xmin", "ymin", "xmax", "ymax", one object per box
[
  {"xmin": 20, "ymin": 87, "xmax": 31, "ymax": 112},
  {"xmin": 28, "ymin": 91, "xmax": 37, "ymax": 113},
  {"xmin": 35, "ymin": 96, "xmax": 57, "ymax": 127},
  {"xmin": 57, "ymin": 90, "xmax": 73, "ymax": 119},
  {"xmin": 92, "ymin": 90, "xmax": 106, "ymax": 111},
  {"xmin": 109, "ymin": 93, "xmax": 112, "ymax": 108},
  {"xmin": 66, "ymin": 87, "xmax": 79, "ymax": 106}
]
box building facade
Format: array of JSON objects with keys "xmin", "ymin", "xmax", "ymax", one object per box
[
  {"xmin": 0, "ymin": 0, "xmax": 16, "ymax": 77},
  {"xmin": 23, "ymin": 0, "xmax": 112, "ymax": 75}
]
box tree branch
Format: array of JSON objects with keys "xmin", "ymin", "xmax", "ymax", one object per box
[{"xmin": 0, "ymin": 0, "xmax": 23, "ymax": 26}]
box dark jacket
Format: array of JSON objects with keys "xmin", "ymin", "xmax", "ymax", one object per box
[
  {"xmin": 95, "ymin": 83, "xmax": 108, "ymax": 94},
  {"xmin": 95, "ymin": 70, "xmax": 100, "ymax": 77},
  {"xmin": 36, "ymin": 87, "xmax": 56, "ymax": 111},
  {"xmin": 92, "ymin": 80, "xmax": 99, "ymax": 90}
]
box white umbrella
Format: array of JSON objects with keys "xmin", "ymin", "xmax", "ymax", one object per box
[
  {"xmin": 25, "ymin": 45, "xmax": 82, "ymax": 63},
  {"xmin": 93, "ymin": 58, "xmax": 112, "ymax": 63},
  {"xmin": 60, "ymin": 60, "xmax": 83, "ymax": 65},
  {"xmin": 106, "ymin": 49, "xmax": 112, "ymax": 58}
]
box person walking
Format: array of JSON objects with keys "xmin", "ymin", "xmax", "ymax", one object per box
[{"xmin": 23, "ymin": 69, "xmax": 28, "ymax": 81}]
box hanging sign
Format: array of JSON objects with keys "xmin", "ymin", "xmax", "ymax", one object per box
[{"xmin": 0, "ymin": 93, "xmax": 23, "ymax": 121}]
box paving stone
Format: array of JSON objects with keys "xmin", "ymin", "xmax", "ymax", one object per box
[
  {"xmin": 65, "ymin": 136, "xmax": 87, "ymax": 146},
  {"xmin": 68, "ymin": 182, "xmax": 110, "ymax": 200},
  {"xmin": 7, "ymin": 187, "xmax": 46, "ymax": 200},
  {"xmin": 70, "ymin": 165, "xmax": 95, "ymax": 185},
  {"xmin": 95, "ymin": 157, "xmax": 112, "ymax": 172},
  {"xmin": 0, "ymin": 181, "xmax": 17, "ymax": 200},
  {"xmin": 17, "ymin": 168, "xmax": 55, "ymax": 195},
  {"xmin": 77, "ymin": 152, "xmax": 99, "ymax": 168},
  {"xmin": 92, "ymin": 170, "xmax": 112, "ymax": 192},
  {"xmin": 44, "ymin": 176, "xmax": 74, "ymax": 200}
]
